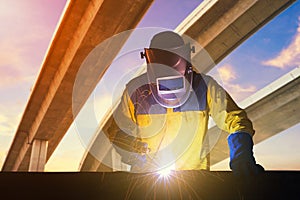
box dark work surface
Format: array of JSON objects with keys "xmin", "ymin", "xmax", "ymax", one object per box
[{"xmin": 0, "ymin": 171, "xmax": 299, "ymax": 199}]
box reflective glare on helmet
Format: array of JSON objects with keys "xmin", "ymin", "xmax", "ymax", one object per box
[
  {"xmin": 143, "ymin": 43, "xmax": 192, "ymax": 66},
  {"xmin": 144, "ymin": 48, "xmax": 181, "ymax": 67}
]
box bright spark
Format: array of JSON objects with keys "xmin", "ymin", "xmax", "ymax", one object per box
[{"xmin": 157, "ymin": 164, "xmax": 175, "ymax": 179}]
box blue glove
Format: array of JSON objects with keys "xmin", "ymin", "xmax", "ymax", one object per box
[{"xmin": 228, "ymin": 132, "xmax": 264, "ymax": 176}]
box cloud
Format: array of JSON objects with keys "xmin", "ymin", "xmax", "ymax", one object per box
[
  {"xmin": 0, "ymin": 68, "xmax": 36, "ymax": 89},
  {"xmin": 0, "ymin": 105, "xmax": 23, "ymax": 137},
  {"xmin": 0, "ymin": 0, "xmax": 62, "ymax": 89},
  {"xmin": 0, "ymin": 115, "xmax": 19, "ymax": 137},
  {"xmin": 214, "ymin": 64, "xmax": 256, "ymax": 102},
  {"xmin": 262, "ymin": 17, "xmax": 300, "ymax": 68},
  {"xmin": 0, "ymin": 42, "xmax": 24, "ymax": 70},
  {"xmin": 217, "ymin": 64, "xmax": 237, "ymax": 82},
  {"xmin": 0, "ymin": 37, "xmax": 38, "ymax": 89}
]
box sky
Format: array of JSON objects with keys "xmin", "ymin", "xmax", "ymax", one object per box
[{"xmin": 1, "ymin": 0, "xmax": 300, "ymax": 171}]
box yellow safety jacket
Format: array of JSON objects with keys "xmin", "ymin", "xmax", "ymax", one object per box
[{"xmin": 104, "ymin": 71, "xmax": 254, "ymax": 171}]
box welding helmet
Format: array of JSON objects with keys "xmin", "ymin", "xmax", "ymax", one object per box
[{"xmin": 141, "ymin": 31, "xmax": 195, "ymax": 108}]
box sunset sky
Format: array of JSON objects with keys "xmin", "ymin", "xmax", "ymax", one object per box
[{"xmin": 1, "ymin": 0, "xmax": 300, "ymax": 171}]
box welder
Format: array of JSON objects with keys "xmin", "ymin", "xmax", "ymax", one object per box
[{"xmin": 103, "ymin": 31, "xmax": 264, "ymax": 175}]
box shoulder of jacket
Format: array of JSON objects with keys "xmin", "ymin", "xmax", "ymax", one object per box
[
  {"xmin": 192, "ymin": 72, "xmax": 214, "ymax": 87},
  {"xmin": 195, "ymin": 72, "xmax": 213, "ymax": 82}
]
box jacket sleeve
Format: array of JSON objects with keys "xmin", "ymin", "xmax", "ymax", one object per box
[
  {"xmin": 102, "ymin": 87, "xmax": 140, "ymax": 152},
  {"xmin": 206, "ymin": 77, "xmax": 255, "ymax": 136}
]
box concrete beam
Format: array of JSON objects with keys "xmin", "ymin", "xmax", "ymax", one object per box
[
  {"xmin": 176, "ymin": 0, "xmax": 296, "ymax": 73},
  {"xmin": 29, "ymin": 139, "xmax": 48, "ymax": 172},
  {"xmin": 2, "ymin": 0, "xmax": 153, "ymax": 171}
]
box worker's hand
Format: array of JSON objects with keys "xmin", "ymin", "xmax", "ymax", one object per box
[
  {"xmin": 122, "ymin": 140, "xmax": 149, "ymax": 168},
  {"xmin": 230, "ymin": 160, "xmax": 264, "ymax": 176},
  {"xmin": 132, "ymin": 140, "xmax": 150, "ymax": 154},
  {"xmin": 228, "ymin": 132, "xmax": 264, "ymax": 176},
  {"xmin": 127, "ymin": 153, "xmax": 147, "ymax": 168}
]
